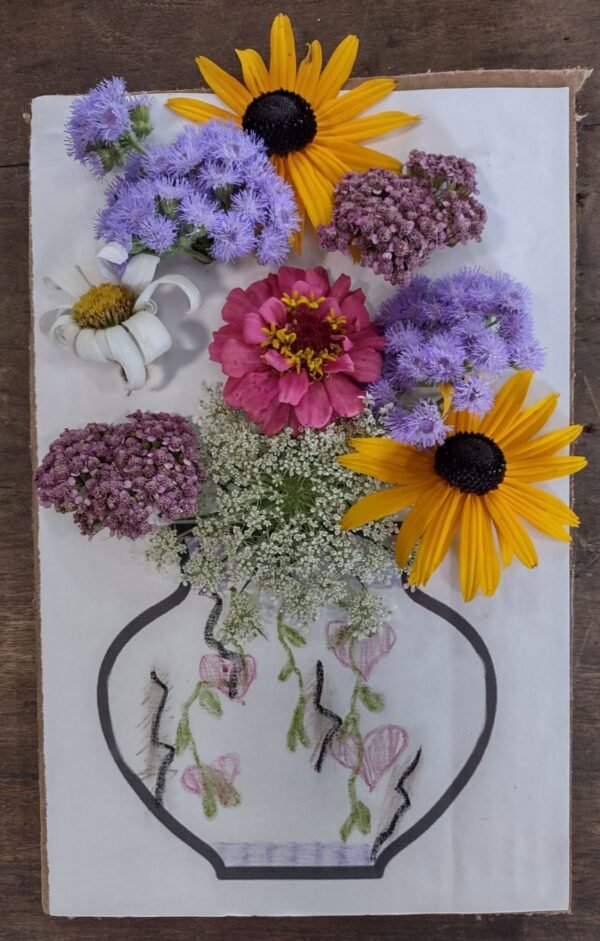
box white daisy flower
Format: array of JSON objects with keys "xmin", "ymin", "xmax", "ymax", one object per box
[{"xmin": 45, "ymin": 242, "xmax": 201, "ymax": 391}]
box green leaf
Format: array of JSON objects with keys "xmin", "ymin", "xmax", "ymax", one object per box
[
  {"xmin": 354, "ymin": 800, "xmax": 372, "ymax": 835},
  {"xmin": 357, "ymin": 685, "xmax": 385, "ymax": 713},
  {"xmin": 278, "ymin": 661, "xmax": 294, "ymax": 682},
  {"xmin": 202, "ymin": 789, "xmax": 218, "ymax": 820},
  {"xmin": 339, "ymin": 812, "xmax": 355, "ymax": 843},
  {"xmin": 174, "ymin": 714, "xmax": 191, "ymax": 756},
  {"xmin": 286, "ymin": 719, "xmax": 298, "ymax": 752},
  {"xmin": 196, "ymin": 682, "xmax": 223, "ymax": 718},
  {"xmin": 283, "ymin": 625, "xmax": 307, "ymax": 648},
  {"xmin": 340, "ymin": 714, "xmax": 360, "ymax": 737}
]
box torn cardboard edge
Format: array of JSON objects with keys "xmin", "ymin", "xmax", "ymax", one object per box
[{"xmin": 31, "ymin": 68, "xmax": 589, "ymax": 917}]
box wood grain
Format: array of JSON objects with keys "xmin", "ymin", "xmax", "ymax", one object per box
[{"xmin": 1, "ymin": 0, "xmax": 598, "ymax": 937}]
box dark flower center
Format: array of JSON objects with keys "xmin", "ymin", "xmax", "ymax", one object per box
[
  {"xmin": 242, "ymin": 90, "xmax": 317, "ymax": 157},
  {"xmin": 434, "ymin": 431, "xmax": 506, "ymax": 495}
]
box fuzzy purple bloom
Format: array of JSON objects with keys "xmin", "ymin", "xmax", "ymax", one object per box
[
  {"xmin": 318, "ymin": 151, "xmax": 486, "ymax": 286},
  {"xmin": 370, "ymin": 267, "xmax": 545, "ymax": 422},
  {"xmin": 95, "ymin": 120, "xmax": 299, "ymax": 264},
  {"xmin": 34, "ymin": 412, "xmax": 204, "ymax": 540},
  {"xmin": 66, "ymin": 77, "xmax": 154, "ymax": 178},
  {"xmin": 385, "ymin": 399, "xmax": 449, "ymax": 449}
]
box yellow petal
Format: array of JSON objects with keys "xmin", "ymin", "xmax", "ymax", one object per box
[
  {"xmin": 295, "ymin": 40, "xmax": 323, "ymax": 101},
  {"xmin": 502, "ymin": 479, "xmax": 579, "ymax": 526},
  {"xmin": 495, "ymin": 525, "xmax": 515, "ymax": 568},
  {"xmin": 446, "ymin": 409, "xmax": 481, "ymax": 433},
  {"xmin": 316, "ymin": 79, "xmax": 399, "ymax": 123},
  {"xmin": 499, "ymin": 485, "xmax": 573, "ymax": 542},
  {"xmin": 304, "ymin": 143, "xmax": 348, "ymax": 185},
  {"xmin": 339, "ymin": 452, "xmax": 427, "ymax": 486},
  {"xmin": 479, "ymin": 370, "xmax": 533, "ymax": 439},
  {"xmin": 504, "ymin": 424, "xmax": 583, "ymax": 461},
  {"xmin": 408, "ymin": 487, "xmax": 464, "ymax": 586},
  {"xmin": 341, "ymin": 486, "xmax": 424, "ymax": 531},
  {"xmin": 314, "ymin": 136, "xmax": 401, "ymax": 171},
  {"xmin": 483, "ymin": 491, "xmax": 538, "ymax": 569},
  {"xmin": 395, "ymin": 481, "xmax": 449, "ymax": 568},
  {"xmin": 312, "ymin": 35, "xmax": 359, "ymax": 110},
  {"xmin": 505, "ymin": 455, "xmax": 587, "ymax": 483},
  {"xmin": 286, "ymin": 150, "xmax": 333, "ymax": 228},
  {"xmin": 196, "ymin": 56, "xmax": 252, "ymax": 115},
  {"xmin": 459, "ymin": 495, "xmax": 480, "ymax": 601},
  {"xmin": 320, "ymin": 111, "xmax": 419, "ymax": 142},
  {"xmin": 235, "ymin": 48, "xmax": 270, "ymax": 97},
  {"xmin": 166, "ymin": 97, "xmax": 238, "ymax": 124},
  {"xmin": 273, "ymin": 155, "xmax": 305, "ymax": 252},
  {"xmin": 346, "ymin": 436, "xmax": 434, "ymax": 473},
  {"xmin": 496, "ymin": 393, "xmax": 559, "ymax": 448},
  {"xmin": 269, "ymin": 12, "xmax": 296, "ymax": 90},
  {"xmin": 479, "ymin": 505, "xmax": 501, "ymax": 596}
]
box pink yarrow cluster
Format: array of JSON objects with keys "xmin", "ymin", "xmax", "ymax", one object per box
[
  {"xmin": 34, "ymin": 411, "xmax": 202, "ymax": 539},
  {"xmin": 209, "ymin": 266, "xmax": 385, "ymax": 434},
  {"xmin": 318, "ymin": 151, "xmax": 487, "ymax": 286}
]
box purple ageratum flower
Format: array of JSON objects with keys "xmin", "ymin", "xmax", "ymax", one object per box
[
  {"xmin": 369, "ymin": 268, "xmax": 544, "ymax": 420},
  {"xmin": 318, "ymin": 155, "xmax": 486, "ymax": 287},
  {"xmin": 34, "ymin": 412, "xmax": 204, "ymax": 540},
  {"xmin": 95, "ymin": 119, "xmax": 299, "ymax": 264},
  {"xmin": 451, "ymin": 374, "xmax": 495, "ymax": 416},
  {"xmin": 208, "ymin": 211, "xmax": 256, "ymax": 262},
  {"xmin": 66, "ymin": 77, "xmax": 155, "ymax": 178},
  {"xmin": 137, "ymin": 214, "xmax": 177, "ymax": 253},
  {"xmin": 385, "ymin": 399, "xmax": 449, "ymax": 449}
]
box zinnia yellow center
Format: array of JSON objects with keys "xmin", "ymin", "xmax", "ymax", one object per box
[
  {"xmin": 71, "ymin": 283, "xmax": 136, "ymax": 329},
  {"xmin": 260, "ymin": 291, "xmax": 347, "ymax": 379}
]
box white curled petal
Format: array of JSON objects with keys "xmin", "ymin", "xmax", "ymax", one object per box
[
  {"xmin": 103, "ymin": 324, "xmax": 148, "ymax": 390},
  {"xmin": 74, "ymin": 328, "xmax": 113, "ymax": 363},
  {"xmin": 44, "ymin": 266, "xmax": 90, "ymax": 300},
  {"xmin": 95, "ymin": 242, "xmax": 129, "ymax": 283},
  {"xmin": 134, "ymin": 274, "xmax": 201, "ymax": 315},
  {"xmin": 122, "ymin": 310, "xmax": 172, "ymax": 364},
  {"xmin": 121, "ymin": 253, "xmax": 161, "ymax": 293},
  {"xmin": 50, "ymin": 312, "xmax": 81, "ymax": 350}
]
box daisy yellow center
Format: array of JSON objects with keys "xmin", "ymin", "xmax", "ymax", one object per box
[
  {"xmin": 71, "ymin": 283, "xmax": 136, "ymax": 329},
  {"xmin": 434, "ymin": 431, "xmax": 506, "ymax": 495},
  {"xmin": 242, "ymin": 89, "xmax": 317, "ymax": 157},
  {"xmin": 261, "ymin": 291, "xmax": 347, "ymax": 380}
]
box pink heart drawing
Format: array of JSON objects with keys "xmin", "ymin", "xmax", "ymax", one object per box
[
  {"xmin": 326, "ymin": 621, "xmax": 396, "ymax": 681},
  {"xmin": 182, "ymin": 753, "xmax": 241, "ymax": 805},
  {"xmin": 199, "ymin": 653, "xmax": 256, "ymax": 701},
  {"xmin": 331, "ymin": 725, "xmax": 408, "ymax": 790}
]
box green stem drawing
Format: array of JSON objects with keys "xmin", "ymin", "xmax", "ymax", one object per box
[
  {"xmin": 276, "ymin": 609, "xmax": 310, "ymax": 752},
  {"xmin": 337, "ymin": 641, "xmax": 385, "ymax": 842},
  {"xmin": 174, "ymin": 680, "xmax": 240, "ymax": 819}
]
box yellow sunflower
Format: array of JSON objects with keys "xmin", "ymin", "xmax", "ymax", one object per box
[
  {"xmin": 167, "ymin": 13, "xmax": 418, "ymax": 248},
  {"xmin": 339, "ymin": 371, "xmax": 587, "ymax": 601}
]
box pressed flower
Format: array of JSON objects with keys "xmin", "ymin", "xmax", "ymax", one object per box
[
  {"xmin": 46, "ymin": 243, "xmax": 200, "ymax": 390},
  {"xmin": 167, "ymin": 13, "xmax": 418, "ymax": 246},
  {"xmin": 209, "ymin": 265, "xmax": 385, "ymax": 434},
  {"xmin": 339, "ymin": 371, "xmax": 587, "ymax": 601}
]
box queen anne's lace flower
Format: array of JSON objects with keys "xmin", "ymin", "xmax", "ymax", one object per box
[{"xmin": 148, "ymin": 389, "xmax": 396, "ymax": 635}]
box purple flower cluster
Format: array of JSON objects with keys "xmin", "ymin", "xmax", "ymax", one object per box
[
  {"xmin": 371, "ymin": 268, "xmax": 545, "ymax": 448},
  {"xmin": 318, "ymin": 151, "xmax": 487, "ymax": 286},
  {"xmin": 96, "ymin": 121, "xmax": 299, "ymax": 265},
  {"xmin": 34, "ymin": 412, "xmax": 203, "ymax": 539},
  {"xmin": 66, "ymin": 77, "xmax": 153, "ymax": 178}
]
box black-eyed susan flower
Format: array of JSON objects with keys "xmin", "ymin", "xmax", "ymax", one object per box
[
  {"xmin": 167, "ymin": 13, "xmax": 418, "ymax": 246},
  {"xmin": 339, "ymin": 371, "xmax": 587, "ymax": 601}
]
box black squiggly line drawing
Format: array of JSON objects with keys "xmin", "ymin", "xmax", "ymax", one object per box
[
  {"xmin": 203, "ymin": 594, "xmax": 244, "ymax": 699},
  {"xmin": 98, "ymin": 578, "xmax": 497, "ymax": 880},
  {"xmin": 370, "ymin": 747, "xmax": 422, "ymax": 860},
  {"xmin": 149, "ymin": 670, "xmax": 175, "ymax": 807},
  {"xmin": 313, "ymin": 659, "xmax": 343, "ymax": 773}
]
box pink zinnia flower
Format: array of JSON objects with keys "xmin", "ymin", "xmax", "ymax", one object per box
[{"xmin": 209, "ymin": 266, "xmax": 385, "ymax": 434}]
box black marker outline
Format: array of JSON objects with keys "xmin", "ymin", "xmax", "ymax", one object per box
[
  {"xmin": 149, "ymin": 670, "xmax": 175, "ymax": 807},
  {"xmin": 97, "ymin": 580, "xmax": 497, "ymax": 880}
]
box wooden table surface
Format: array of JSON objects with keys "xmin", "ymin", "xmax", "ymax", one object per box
[{"xmin": 1, "ymin": 0, "xmax": 598, "ymax": 937}]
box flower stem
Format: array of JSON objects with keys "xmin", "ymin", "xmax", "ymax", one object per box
[{"xmin": 276, "ymin": 609, "xmax": 310, "ymax": 751}]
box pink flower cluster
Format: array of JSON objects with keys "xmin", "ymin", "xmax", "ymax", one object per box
[
  {"xmin": 209, "ymin": 266, "xmax": 384, "ymax": 434},
  {"xmin": 34, "ymin": 411, "xmax": 202, "ymax": 539},
  {"xmin": 318, "ymin": 152, "xmax": 487, "ymax": 286}
]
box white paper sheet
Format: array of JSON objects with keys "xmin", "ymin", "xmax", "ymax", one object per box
[{"xmin": 31, "ymin": 86, "xmax": 571, "ymax": 916}]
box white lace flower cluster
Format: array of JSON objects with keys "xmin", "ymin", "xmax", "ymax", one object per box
[{"xmin": 147, "ymin": 388, "xmax": 398, "ymax": 636}]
